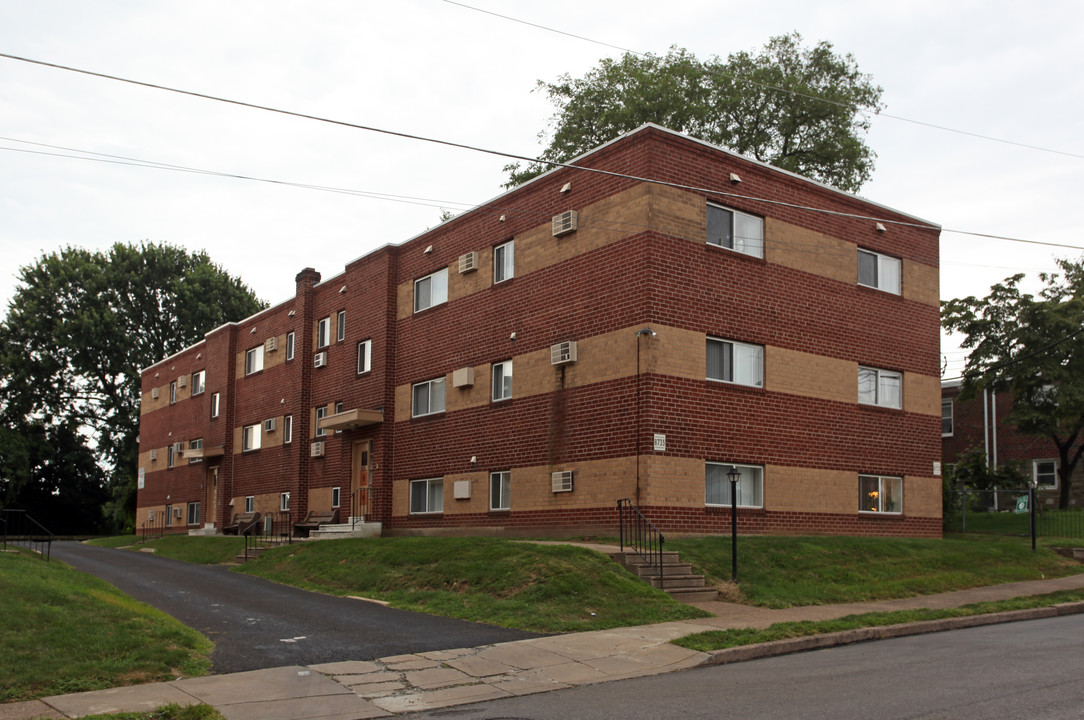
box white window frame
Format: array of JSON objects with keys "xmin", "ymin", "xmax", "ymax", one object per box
[
  {"xmin": 188, "ymin": 438, "xmax": 203, "ymax": 464},
  {"xmin": 857, "ymin": 249, "xmax": 901, "ymax": 295},
  {"xmin": 244, "ymin": 496, "xmax": 254, "ymax": 513},
  {"xmin": 192, "ymin": 370, "xmax": 206, "ymax": 395},
  {"xmin": 315, "ymin": 406, "xmax": 328, "ymax": 437},
  {"xmin": 242, "ymin": 423, "xmax": 261, "ymax": 451},
  {"xmin": 494, "ymin": 240, "xmax": 514, "ymax": 283},
  {"xmin": 705, "ymin": 462, "xmax": 764, "ymax": 508},
  {"xmin": 317, "ymin": 317, "xmax": 331, "ymax": 349},
  {"xmin": 707, "ymin": 203, "xmax": 764, "ymax": 259},
  {"xmin": 859, "ymin": 474, "xmax": 903, "ymax": 514},
  {"xmin": 357, "ymin": 339, "xmax": 372, "ymax": 374},
  {"xmin": 210, "ymin": 392, "xmax": 220, "ymax": 419},
  {"xmin": 167, "ymin": 444, "xmax": 176, "ymax": 468},
  {"xmin": 414, "ymin": 268, "xmax": 449, "ymax": 313},
  {"xmin": 280, "ymin": 492, "xmax": 291, "ymax": 512},
  {"xmin": 332, "ymin": 486, "xmax": 341, "ymax": 508},
  {"xmin": 492, "ymin": 360, "xmax": 513, "ymax": 402},
  {"xmin": 941, "ymin": 398, "xmax": 954, "ymax": 437},
  {"xmin": 410, "ymin": 477, "xmax": 444, "ymax": 514},
  {"xmin": 187, "ymin": 502, "xmax": 200, "ymax": 526},
  {"xmin": 286, "ymin": 331, "xmax": 295, "ymax": 361},
  {"xmin": 412, "ymin": 377, "xmax": 446, "ymax": 417},
  {"xmin": 283, "ymin": 415, "xmax": 293, "ymax": 444},
  {"xmin": 1033, "ymin": 459, "xmax": 1059, "ymax": 489},
  {"xmin": 859, "ymin": 366, "xmax": 902, "ymax": 409},
  {"xmin": 337, "ymin": 310, "xmax": 346, "ymax": 342},
  {"xmin": 490, "ymin": 471, "xmax": 511, "ymax": 511},
  {"xmin": 245, "ymin": 346, "xmax": 264, "ymax": 375},
  {"xmin": 169, "ymin": 381, "xmax": 177, "ymax": 404},
  {"xmin": 706, "ymin": 337, "xmax": 764, "ymax": 387}
]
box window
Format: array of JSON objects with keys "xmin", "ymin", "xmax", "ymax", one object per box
[
  {"xmin": 192, "ymin": 370, "xmax": 206, "ymax": 395},
  {"xmin": 941, "ymin": 398, "xmax": 954, "ymax": 436},
  {"xmin": 280, "ymin": 492, "xmax": 291, "ymax": 511},
  {"xmin": 245, "ymin": 346, "xmax": 264, "ymax": 375},
  {"xmin": 494, "ymin": 240, "xmax": 514, "ymax": 283},
  {"xmin": 242, "ymin": 423, "xmax": 261, "ymax": 451},
  {"xmin": 332, "ymin": 486, "xmax": 341, "ymax": 508},
  {"xmin": 858, "ymin": 366, "xmax": 902, "ymax": 409},
  {"xmin": 188, "ymin": 438, "xmax": 203, "ymax": 464},
  {"xmin": 187, "ymin": 502, "xmax": 200, "ymax": 525},
  {"xmin": 1034, "ymin": 459, "xmax": 1058, "ymax": 488},
  {"xmin": 490, "ymin": 471, "xmax": 511, "ymax": 511},
  {"xmin": 334, "ymin": 401, "xmax": 343, "ymax": 434},
  {"xmin": 337, "ymin": 310, "xmax": 346, "ymax": 342},
  {"xmin": 414, "ymin": 268, "xmax": 449, "ymax": 312},
  {"xmin": 857, "ymin": 249, "xmax": 901, "ymax": 294},
  {"xmin": 169, "ymin": 381, "xmax": 177, "ymax": 404},
  {"xmin": 315, "ymin": 406, "xmax": 328, "ymax": 437},
  {"xmin": 412, "ymin": 377, "xmax": 446, "ymax": 417},
  {"xmin": 492, "ymin": 360, "xmax": 513, "ymax": 402},
  {"xmin": 283, "ymin": 415, "xmax": 293, "ymax": 444},
  {"xmin": 286, "ymin": 331, "xmax": 295, "ymax": 361},
  {"xmin": 705, "ymin": 463, "xmax": 763, "ymax": 508},
  {"xmin": 410, "ymin": 478, "xmax": 444, "ymax": 514},
  {"xmin": 706, "ymin": 338, "xmax": 763, "ymax": 387},
  {"xmin": 357, "ymin": 339, "xmax": 371, "ymax": 374},
  {"xmin": 244, "ymin": 496, "xmax": 254, "ymax": 513},
  {"xmin": 317, "ymin": 317, "xmax": 331, "ymax": 348},
  {"xmin": 210, "ymin": 392, "xmax": 220, "ymax": 419},
  {"xmin": 167, "ymin": 444, "xmax": 176, "ymax": 468},
  {"xmin": 707, "ymin": 204, "xmax": 764, "ymax": 258},
  {"xmin": 859, "ymin": 475, "xmax": 902, "ymax": 513}
]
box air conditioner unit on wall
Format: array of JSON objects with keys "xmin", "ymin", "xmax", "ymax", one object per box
[
  {"xmin": 552, "ymin": 210, "xmax": 578, "ymax": 237},
  {"xmin": 451, "ymin": 366, "xmax": 474, "ymax": 388},
  {"xmin": 550, "ymin": 340, "xmax": 578, "ymax": 366},
  {"xmin": 314, "ymin": 351, "xmax": 327, "ymax": 368},
  {"xmin": 264, "ymin": 418, "xmax": 276, "ymax": 433},
  {"xmin": 310, "ymin": 441, "xmax": 325, "ymax": 457},
  {"xmin": 551, "ymin": 471, "xmax": 574, "ymax": 493},
  {"xmin": 172, "ymin": 442, "xmax": 183, "ymax": 453},
  {"xmin": 151, "ymin": 387, "xmax": 160, "ymax": 399},
  {"xmin": 177, "ymin": 375, "xmax": 187, "ymax": 388},
  {"xmin": 265, "ymin": 336, "xmax": 278, "ymax": 352},
  {"xmin": 174, "ymin": 507, "xmax": 183, "ymax": 518},
  {"xmin": 458, "ymin": 251, "xmax": 478, "ymax": 274},
  {"xmin": 149, "ymin": 449, "xmax": 158, "ymax": 462}
]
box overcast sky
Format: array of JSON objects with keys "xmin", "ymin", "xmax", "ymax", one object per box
[{"xmin": 2, "ymin": 0, "xmax": 1082, "ymax": 378}]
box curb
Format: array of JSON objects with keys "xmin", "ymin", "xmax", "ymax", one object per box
[{"xmin": 701, "ymin": 601, "xmax": 1084, "ymax": 666}]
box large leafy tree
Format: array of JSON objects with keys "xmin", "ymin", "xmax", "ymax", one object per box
[
  {"xmin": 506, "ymin": 33, "xmax": 884, "ymax": 192},
  {"xmin": 0, "ymin": 242, "xmax": 266, "ymax": 532},
  {"xmin": 942, "ymin": 258, "xmax": 1084, "ymax": 509}
]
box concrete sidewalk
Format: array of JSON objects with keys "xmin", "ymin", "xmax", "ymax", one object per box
[{"xmin": 7, "ymin": 572, "xmax": 1084, "ymax": 720}]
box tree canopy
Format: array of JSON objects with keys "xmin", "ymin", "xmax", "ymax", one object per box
[
  {"xmin": 505, "ymin": 33, "xmax": 884, "ymax": 192},
  {"xmin": 0, "ymin": 242, "xmax": 266, "ymax": 532},
  {"xmin": 942, "ymin": 258, "xmax": 1084, "ymax": 508}
]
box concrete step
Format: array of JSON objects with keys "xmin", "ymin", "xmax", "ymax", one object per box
[
  {"xmin": 629, "ymin": 562, "xmax": 694, "ymax": 578},
  {"xmin": 649, "ymin": 574, "xmax": 709, "ymax": 590},
  {"xmin": 665, "ymin": 587, "xmax": 720, "ymax": 602}
]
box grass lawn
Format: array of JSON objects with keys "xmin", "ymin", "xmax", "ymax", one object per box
[
  {"xmin": 87, "ymin": 535, "xmax": 245, "ymax": 565},
  {"xmin": 668, "ymin": 533, "xmax": 1084, "ymax": 608},
  {"xmin": 235, "ymin": 536, "xmax": 711, "ymax": 633},
  {"xmin": 77, "ymin": 705, "xmax": 224, "ymax": 720},
  {"xmin": 0, "ymin": 549, "xmax": 213, "ymax": 703}
]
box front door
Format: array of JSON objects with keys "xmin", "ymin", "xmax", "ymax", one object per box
[
  {"xmin": 351, "ymin": 440, "xmax": 371, "ymax": 521},
  {"xmin": 206, "ymin": 466, "xmax": 218, "ymax": 528}
]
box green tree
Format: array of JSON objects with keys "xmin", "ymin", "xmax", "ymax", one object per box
[
  {"xmin": 0, "ymin": 242, "xmax": 266, "ymax": 532},
  {"xmin": 506, "ymin": 33, "xmax": 884, "ymax": 192},
  {"xmin": 942, "ymin": 258, "xmax": 1084, "ymax": 509}
]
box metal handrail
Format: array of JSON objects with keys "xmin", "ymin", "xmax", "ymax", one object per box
[
  {"xmin": 140, "ymin": 513, "xmax": 167, "ymax": 542},
  {"xmin": 350, "ymin": 488, "xmax": 371, "ymax": 530},
  {"xmin": 617, "ymin": 499, "xmax": 664, "ymax": 581},
  {"xmin": 243, "ymin": 511, "xmax": 292, "ymax": 561},
  {"xmin": 1, "ymin": 508, "xmax": 54, "ymax": 561}
]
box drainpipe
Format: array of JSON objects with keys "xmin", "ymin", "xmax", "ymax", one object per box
[{"xmin": 634, "ymin": 328, "xmax": 657, "ymax": 507}]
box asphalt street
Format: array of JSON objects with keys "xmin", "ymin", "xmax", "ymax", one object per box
[{"xmin": 50, "ymin": 541, "xmax": 538, "ymax": 674}]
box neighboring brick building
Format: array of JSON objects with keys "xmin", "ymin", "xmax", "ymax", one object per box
[
  {"xmin": 942, "ymin": 381, "xmax": 1083, "ymax": 507},
  {"xmin": 137, "ymin": 124, "xmax": 943, "ymax": 539}
]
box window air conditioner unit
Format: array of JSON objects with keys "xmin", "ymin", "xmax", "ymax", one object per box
[
  {"xmin": 264, "ymin": 418, "xmax": 276, "ymax": 433},
  {"xmin": 452, "ymin": 366, "xmax": 474, "ymax": 388},
  {"xmin": 550, "ymin": 340, "xmax": 578, "ymax": 366},
  {"xmin": 265, "ymin": 336, "xmax": 278, "ymax": 352},
  {"xmin": 151, "ymin": 387, "xmax": 160, "ymax": 399},
  {"xmin": 458, "ymin": 251, "xmax": 478, "ymax": 274},
  {"xmin": 174, "ymin": 507, "xmax": 183, "ymax": 519},
  {"xmin": 552, "ymin": 210, "xmax": 578, "ymax": 237},
  {"xmin": 310, "ymin": 441, "xmax": 325, "ymax": 458},
  {"xmin": 177, "ymin": 375, "xmax": 187, "ymax": 388},
  {"xmin": 172, "ymin": 442, "xmax": 183, "ymax": 453},
  {"xmin": 314, "ymin": 351, "xmax": 327, "ymax": 368},
  {"xmin": 551, "ymin": 471, "xmax": 574, "ymax": 493},
  {"xmin": 149, "ymin": 449, "xmax": 158, "ymax": 462}
]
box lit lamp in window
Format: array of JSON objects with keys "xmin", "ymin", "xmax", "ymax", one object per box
[
  {"xmin": 868, "ymin": 489, "xmax": 879, "ymax": 512},
  {"xmin": 728, "ymin": 465, "xmax": 741, "ymax": 583}
]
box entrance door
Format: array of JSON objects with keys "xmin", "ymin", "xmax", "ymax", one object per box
[
  {"xmin": 205, "ymin": 466, "xmax": 218, "ymax": 528},
  {"xmin": 351, "ymin": 440, "xmax": 371, "ymax": 521}
]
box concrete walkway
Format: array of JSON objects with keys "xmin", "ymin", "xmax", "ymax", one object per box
[{"xmin": 6, "ymin": 571, "xmax": 1084, "ymax": 720}]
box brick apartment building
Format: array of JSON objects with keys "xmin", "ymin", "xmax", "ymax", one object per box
[
  {"xmin": 942, "ymin": 381, "xmax": 1083, "ymax": 507},
  {"xmin": 137, "ymin": 124, "xmax": 943, "ymax": 539}
]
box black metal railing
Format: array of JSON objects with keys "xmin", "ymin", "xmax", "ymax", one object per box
[
  {"xmin": 242, "ymin": 511, "xmax": 293, "ymax": 561},
  {"xmin": 1, "ymin": 508, "xmax": 54, "ymax": 561},
  {"xmin": 140, "ymin": 513, "xmax": 167, "ymax": 542},
  {"xmin": 350, "ymin": 488, "xmax": 371, "ymax": 529},
  {"xmin": 617, "ymin": 499, "xmax": 664, "ymax": 580}
]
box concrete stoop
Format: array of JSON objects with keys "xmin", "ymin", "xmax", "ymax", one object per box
[
  {"xmin": 611, "ymin": 550, "xmax": 720, "ymax": 603},
  {"xmin": 309, "ymin": 521, "xmax": 383, "ymax": 540}
]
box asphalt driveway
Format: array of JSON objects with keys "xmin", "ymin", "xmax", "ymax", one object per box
[{"xmin": 50, "ymin": 541, "xmax": 539, "ymax": 674}]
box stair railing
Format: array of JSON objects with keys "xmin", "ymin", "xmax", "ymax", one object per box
[
  {"xmin": 350, "ymin": 488, "xmax": 371, "ymax": 529},
  {"xmin": 140, "ymin": 513, "xmax": 167, "ymax": 542},
  {"xmin": 1, "ymin": 508, "xmax": 54, "ymax": 561},
  {"xmin": 243, "ymin": 511, "xmax": 292, "ymax": 561},
  {"xmin": 617, "ymin": 499, "xmax": 664, "ymax": 581}
]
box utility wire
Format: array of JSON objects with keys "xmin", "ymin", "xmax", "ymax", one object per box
[{"xmin": 943, "ymin": 326, "xmax": 1084, "ymax": 383}]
